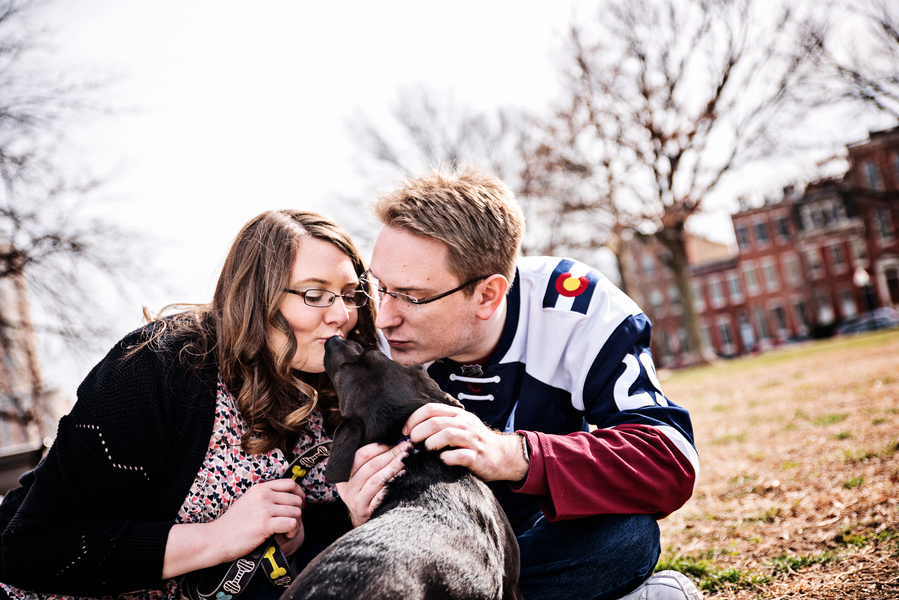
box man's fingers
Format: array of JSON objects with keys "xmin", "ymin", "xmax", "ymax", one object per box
[
  {"xmin": 436, "ymin": 448, "xmax": 476, "ymax": 468},
  {"xmin": 403, "ymin": 403, "xmax": 464, "ymax": 436}
]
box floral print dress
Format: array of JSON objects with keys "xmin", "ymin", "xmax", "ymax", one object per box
[{"xmin": 1, "ymin": 376, "xmax": 337, "ymax": 600}]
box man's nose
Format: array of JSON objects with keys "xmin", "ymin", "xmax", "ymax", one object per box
[{"xmin": 374, "ymin": 294, "xmax": 404, "ymax": 329}]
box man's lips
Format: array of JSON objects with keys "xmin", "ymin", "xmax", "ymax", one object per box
[{"xmin": 385, "ymin": 338, "xmax": 409, "ymax": 348}]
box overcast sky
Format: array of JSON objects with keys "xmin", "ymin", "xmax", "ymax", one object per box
[
  {"xmin": 30, "ymin": 0, "xmax": 591, "ymax": 400},
  {"xmin": 26, "ymin": 0, "xmax": 889, "ymax": 403}
]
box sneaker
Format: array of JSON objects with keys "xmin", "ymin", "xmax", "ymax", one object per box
[{"xmin": 617, "ymin": 570, "xmax": 702, "ymax": 600}]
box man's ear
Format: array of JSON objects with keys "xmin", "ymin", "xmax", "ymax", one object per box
[
  {"xmin": 325, "ymin": 420, "xmax": 365, "ymax": 484},
  {"xmin": 474, "ymin": 274, "xmax": 509, "ymax": 321}
]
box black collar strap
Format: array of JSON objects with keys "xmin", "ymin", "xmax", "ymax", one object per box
[{"xmin": 182, "ymin": 442, "xmax": 332, "ymax": 599}]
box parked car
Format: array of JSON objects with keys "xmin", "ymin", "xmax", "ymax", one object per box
[{"xmin": 836, "ymin": 310, "xmax": 899, "ymax": 336}]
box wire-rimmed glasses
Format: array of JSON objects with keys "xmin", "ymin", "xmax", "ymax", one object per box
[
  {"xmin": 359, "ymin": 270, "xmax": 488, "ymax": 313},
  {"xmin": 283, "ymin": 288, "xmax": 368, "ymax": 308}
]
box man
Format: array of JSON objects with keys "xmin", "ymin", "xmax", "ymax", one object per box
[{"xmin": 335, "ymin": 165, "xmax": 701, "ymax": 600}]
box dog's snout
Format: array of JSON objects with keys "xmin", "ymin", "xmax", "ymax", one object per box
[{"xmin": 324, "ymin": 336, "xmax": 364, "ymax": 377}]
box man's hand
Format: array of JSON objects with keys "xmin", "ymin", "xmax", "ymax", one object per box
[
  {"xmin": 335, "ymin": 441, "xmax": 412, "ymax": 527},
  {"xmin": 403, "ymin": 403, "xmax": 528, "ymax": 483}
]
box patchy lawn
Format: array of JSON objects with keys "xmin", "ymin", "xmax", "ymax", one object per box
[{"xmin": 657, "ymin": 330, "xmax": 899, "ymax": 599}]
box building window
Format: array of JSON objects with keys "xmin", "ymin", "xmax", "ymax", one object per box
[
  {"xmin": 657, "ymin": 331, "xmax": 672, "ymax": 365},
  {"xmin": 851, "ymin": 239, "xmax": 868, "ymax": 267},
  {"xmin": 667, "ymin": 284, "xmax": 682, "ymax": 314},
  {"xmin": 864, "ymin": 160, "xmax": 884, "ymax": 190},
  {"xmin": 725, "ymin": 271, "xmax": 744, "ymax": 303},
  {"xmin": 743, "ymin": 265, "xmax": 761, "ymax": 296},
  {"xmin": 829, "ymin": 244, "xmax": 848, "ymax": 274},
  {"xmin": 814, "ymin": 289, "xmax": 835, "ymax": 324},
  {"xmin": 783, "ymin": 253, "xmax": 802, "ymax": 286},
  {"xmin": 875, "ymin": 208, "xmax": 895, "ymax": 242},
  {"xmin": 754, "ymin": 306, "xmax": 772, "ymax": 339},
  {"xmin": 811, "ymin": 206, "xmax": 825, "ymax": 229},
  {"xmin": 715, "ymin": 318, "xmax": 736, "ymax": 355},
  {"xmin": 676, "ymin": 328, "xmax": 688, "ymax": 355},
  {"xmin": 735, "ymin": 223, "xmax": 751, "ymax": 251},
  {"xmin": 774, "ymin": 215, "xmax": 790, "ymax": 240},
  {"xmin": 700, "ymin": 321, "xmax": 713, "ymax": 350},
  {"xmin": 641, "ymin": 255, "xmax": 656, "ymax": 277},
  {"xmin": 762, "ymin": 259, "xmax": 780, "ymax": 292},
  {"xmin": 886, "ymin": 265, "xmax": 899, "ymax": 306},
  {"xmin": 753, "ymin": 220, "xmax": 771, "ymax": 246},
  {"xmin": 792, "ymin": 299, "xmax": 810, "ymax": 335},
  {"xmin": 770, "ymin": 303, "xmax": 789, "ymax": 337},
  {"xmin": 691, "ymin": 280, "xmax": 705, "ymax": 312},
  {"xmin": 804, "ymin": 249, "xmax": 824, "ymax": 279},
  {"xmin": 649, "ymin": 289, "xmax": 664, "ymax": 316},
  {"xmin": 821, "ymin": 200, "xmax": 844, "ymax": 226},
  {"xmin": 837, "ymin": 287, "xmax": 857, "ymax": 319},
  {"xmin": 708, "ymin": 277, "xmax": 726, "ymax": 309}
]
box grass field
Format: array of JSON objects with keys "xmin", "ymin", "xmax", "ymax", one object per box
[{"xmin": 656, "ymin": 329, "xmax": 899, "ymax": 598}]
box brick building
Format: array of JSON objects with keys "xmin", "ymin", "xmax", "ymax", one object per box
[{"xmin": 623, "ymin": 127, "xmax": 899, "ymax": 367}]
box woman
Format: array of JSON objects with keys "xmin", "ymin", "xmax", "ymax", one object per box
[{"xmin": 0, "ymin": 210, "xmax": 408, "ymax": 599}]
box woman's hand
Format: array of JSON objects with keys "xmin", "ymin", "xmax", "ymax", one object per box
[
  {"xmin": 335, "ymin": 441, "xmax": 411, "ymax": 527},
  {"xmin": 162, "ymin": 479, "xmax": 305, "ymax": 578}
]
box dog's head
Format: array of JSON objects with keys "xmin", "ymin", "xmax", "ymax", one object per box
[{"xmin": 323, "ymin": 336, "xmax": 463, "ymax": 484}]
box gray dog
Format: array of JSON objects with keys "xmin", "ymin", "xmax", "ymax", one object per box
[{"xmin": 281, "ymin": 336, "xmax": 522, "ymax": 600}]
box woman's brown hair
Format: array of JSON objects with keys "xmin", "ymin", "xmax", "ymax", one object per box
[{"xmin": 139, "ymin": 210, "xmax": 376, "ymax": 455}]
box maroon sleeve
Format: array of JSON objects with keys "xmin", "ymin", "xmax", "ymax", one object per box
[{"xmin": 513, "ymin": 424, "xmax": 696, "ymax": 521}]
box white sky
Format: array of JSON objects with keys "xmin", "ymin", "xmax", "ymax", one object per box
[
  {"xmin": 26, "ymin": 0, "xmax": 888, "ymax": 403},
  {"xmin": 31, "ymin": 0, "xmax": 588, "ymax": 400}
]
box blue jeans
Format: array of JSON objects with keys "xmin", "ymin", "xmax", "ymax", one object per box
[{"xmin": 517, "ymin": 513, "xmax": 661, "ymax": 600}]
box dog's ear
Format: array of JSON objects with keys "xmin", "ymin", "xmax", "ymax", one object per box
[
  {"xmin": 325, "ymin": 419, "xmax": 365, "ymax": 484},
  {"xmin": 444, "ymin": 392, "xmax": 465, "ymax": 409}
]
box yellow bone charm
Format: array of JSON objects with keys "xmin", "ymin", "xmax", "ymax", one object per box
[{"xmin": 264, "ymin": 545, "xmax": 287, "ymax": 579}]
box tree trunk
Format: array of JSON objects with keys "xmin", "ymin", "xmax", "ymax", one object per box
[{"xmin": 657, "ymin": 224, "xmax": 717, "ymax": 367}]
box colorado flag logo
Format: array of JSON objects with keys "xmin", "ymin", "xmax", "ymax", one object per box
[{"xmin": 542, "ymin": 259, "xmax": 599, "ymax": 314}]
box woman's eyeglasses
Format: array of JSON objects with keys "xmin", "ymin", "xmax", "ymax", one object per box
[{"xmin": 283, "ymin": 288, "xmax": 368, "ymax": 309}]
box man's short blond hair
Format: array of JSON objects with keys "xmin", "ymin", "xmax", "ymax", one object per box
[{"xmin": 372, "ymin": 164, "xmax": 525, "ymax": 285}]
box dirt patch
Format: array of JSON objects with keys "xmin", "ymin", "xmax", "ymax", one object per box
[{"xmin": 657, "ymin": 330, "xmax": 899, "ymax": 598}]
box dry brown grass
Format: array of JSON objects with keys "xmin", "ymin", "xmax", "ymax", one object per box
[{"xmin": 656, "ymin": 329, "xmax": 899, "ymax": 599}]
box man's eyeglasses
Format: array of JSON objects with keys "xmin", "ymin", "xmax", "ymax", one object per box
[
  {"xmin": 359, "ymin": 270, "xmax": 488, "ymax": 314},
  {"xmin": 283, "ymin": 288, "xmax": 368, "ymax": 309}
]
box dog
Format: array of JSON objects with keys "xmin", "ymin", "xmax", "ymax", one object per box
[{"xmin": 281, "ymin": 336, "xmax": 522, "ymax": 600}]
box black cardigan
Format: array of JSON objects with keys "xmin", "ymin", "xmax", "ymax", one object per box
[
  {"xmin": 1, "ymin": 322, "xmax": 218, "ymax": 595},
  {"xmin": 0, "ymin": 321, "xmax": 352, "ymax": 596}
]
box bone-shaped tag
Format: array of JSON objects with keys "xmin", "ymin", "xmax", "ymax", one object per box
[
  {"xmin": 264, "ymin": 545, "xmax": 287, "ymax": 579},
  {"xmin": 223, "ymin": 558, "xmax": 255, "ymax": 594}
]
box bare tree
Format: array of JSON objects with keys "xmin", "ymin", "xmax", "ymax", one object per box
[
  {"xmin": 803, "ymin": 0, "xmax": 899, "ymax": 122},
  {"xmin": 517, "ymin": 101, "xmax": 634, "ymax": 291},
  {"xmin": 340, "ymin": 85, "xmax": 530, "ymax": 243},
  {"xmin": 0, "ymin": 0, "xmax": 145, "ymax": 438},
  {"xmin": 538, "ymin": 0, "xmax": 822, "ymax": 364}
]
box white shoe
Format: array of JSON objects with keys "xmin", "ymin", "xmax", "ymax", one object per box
[{"xmin": 617, "ymin": 570, "xmax": 702, "ymax": 600}]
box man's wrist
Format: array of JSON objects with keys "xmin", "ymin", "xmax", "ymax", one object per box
[{"xmin": 508, "ymin": 432, "xmax": 530, "ymax": 483}]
